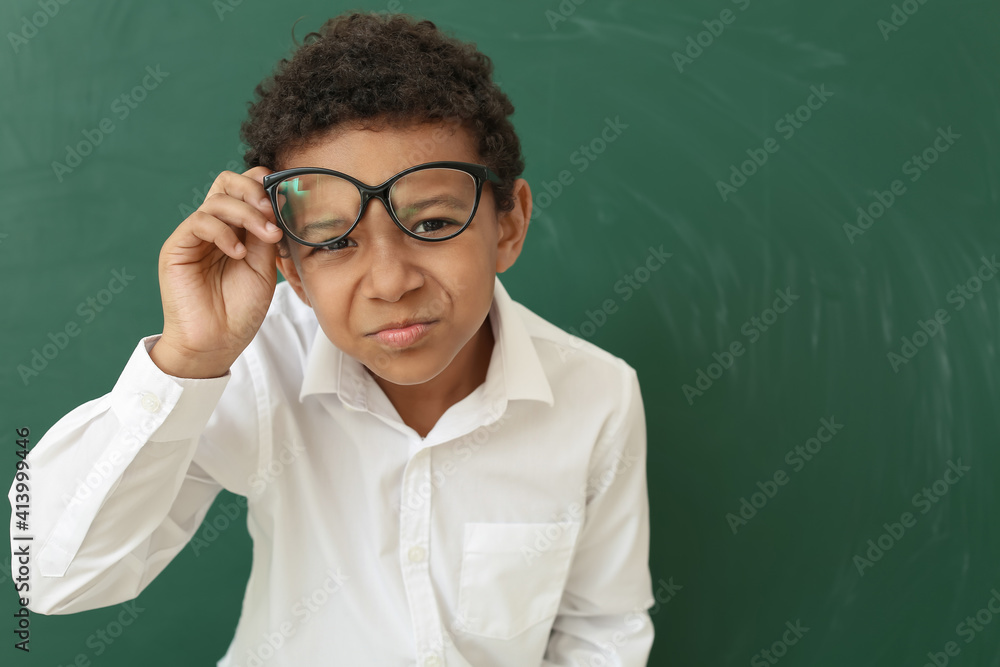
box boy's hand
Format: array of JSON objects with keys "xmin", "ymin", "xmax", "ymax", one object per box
[{"xmin": 151, "ymin": 166, "xmax": 284, "ymax": 378}]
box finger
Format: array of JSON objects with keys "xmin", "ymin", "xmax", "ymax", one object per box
[
  {"xmin": 205, "ymin": 169, "xmax": 277, "ymax": 222},
  {"xmin": 240, "ymin": 166, "xmax": 280, "ymax": 214},
  {"xmin": 239, "ymin": 214, "xmax": 280, "ymax": 273},
  {"xmin": 242, "ymin": 165, "xmax": 274, "ymax": 180},
  {"xmin": 177, "ymin": 210, "xmax": 250, "ymax": 260},
  {"xmin": 200, "ymin": 191, "xmax": 283, "ymax": 246}
]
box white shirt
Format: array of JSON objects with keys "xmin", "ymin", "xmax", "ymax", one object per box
[{"xmin": 10, "ymin": 275, "xmax": 654, "ymax": 666}]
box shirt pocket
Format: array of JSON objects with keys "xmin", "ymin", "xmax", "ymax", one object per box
[{"xmin": 456, "ymin": 520, "xmax": 582, "ymax": 641}]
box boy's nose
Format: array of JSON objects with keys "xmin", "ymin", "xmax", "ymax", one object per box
[{"xmin": 357, "ymin": 201, "xmax": 425, "ymax": 303}]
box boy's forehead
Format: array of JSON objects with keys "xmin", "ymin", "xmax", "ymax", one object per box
[{"xmin": 276, "ymin": 120, "xmax": 480, "ymax": 178}]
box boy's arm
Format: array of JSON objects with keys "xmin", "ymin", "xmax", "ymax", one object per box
[
  {"xmin": 7, "ymin": 334, "xmax": 251, "ymax": 614},
  {"xmin": 542, "ymin": 364, "xmax": 655, "ymax": 666}
]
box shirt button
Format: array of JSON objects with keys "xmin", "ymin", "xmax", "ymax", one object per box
[
  {"xmin": 423, "ymin": 656, "xmax": 441, "ymax": 667},
  {"xmin": 140, "ymin": 392, "xmax": 161, "ymax": 413},
  {"xmin": 408, "ymin": 546, "xmax": 426, "ymax": 563}
]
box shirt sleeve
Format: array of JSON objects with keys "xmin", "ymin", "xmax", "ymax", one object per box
[
  {"xmin": 7, "ymin": 334, "xmax": 256, "ymax": 615},
  {"xmin": 542, "ymin": 363, "xmax": 655, "ymax": 666}
]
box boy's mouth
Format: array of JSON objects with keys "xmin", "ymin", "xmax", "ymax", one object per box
[{"xmin": 366, "ymin": 320, "xmax": 437, "ymax": 347}]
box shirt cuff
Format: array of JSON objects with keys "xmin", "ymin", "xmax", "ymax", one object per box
[{"xmin": 109, "ymin": 335, "xmax": 232, "ymax": 443}]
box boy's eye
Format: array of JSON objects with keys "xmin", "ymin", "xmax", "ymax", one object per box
[
  {"xmin": 306, "ymin": 218, "xmax": 458, "ymax": 255},
  {"xmin": 313, "ymin": 238, "xmax": 352, "ymax": 253},
  {"xmin": 411, "ymin": 218, "xmax": 456, "ymax": 235}
]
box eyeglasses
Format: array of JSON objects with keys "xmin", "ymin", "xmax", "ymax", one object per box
[{"xmin": 262, "ymin": 161, "xmax": 502, "ymax": 249}]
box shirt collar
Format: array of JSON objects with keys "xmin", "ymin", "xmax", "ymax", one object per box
[{"xmin": 298, "ymin": 275, "xmax": 554, "ymax": 412}]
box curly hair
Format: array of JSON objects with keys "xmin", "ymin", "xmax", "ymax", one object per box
[{"xmin": 239, "ymin": 12, "xmax": 524, "ymax": 257}]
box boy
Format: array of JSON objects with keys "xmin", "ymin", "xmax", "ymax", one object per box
[{"xmin": 10, "ymin": 12, "xmax": 654, "ymax": 666}]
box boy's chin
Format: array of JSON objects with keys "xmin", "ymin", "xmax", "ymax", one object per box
[{"xmin": 361, "ymin": 352, "xmax": 450, "ymax": 386}]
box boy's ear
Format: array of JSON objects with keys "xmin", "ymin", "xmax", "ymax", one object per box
[
  {"xmin": 496, "ymin": 178, "xmax": 532, "ymax": 274},
  {"xmin": 275, "ymin": 249, "xmax": 312, "ymax": 308}
]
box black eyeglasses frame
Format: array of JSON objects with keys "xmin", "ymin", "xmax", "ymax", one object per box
[{"xmin": 261, "ymin": 161, "xmax": 502, "ymax": 248}]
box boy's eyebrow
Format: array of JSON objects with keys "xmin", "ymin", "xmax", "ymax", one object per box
[
  {"xmin": 395, "ymin": 195, "xmax": 469, "ymax": 214},
  {"xmin": 301, "ymin": 218, "xmax": 352, "ymax": 237}
]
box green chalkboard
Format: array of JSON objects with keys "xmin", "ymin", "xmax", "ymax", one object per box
[{"xmin": 3, "ymin": 0, "xmax": 1000, "ymax": 665}]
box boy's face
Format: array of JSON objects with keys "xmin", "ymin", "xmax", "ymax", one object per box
[{"xmin": 273, "ymin": 121, "xmax": 529, "ymax": 386}]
